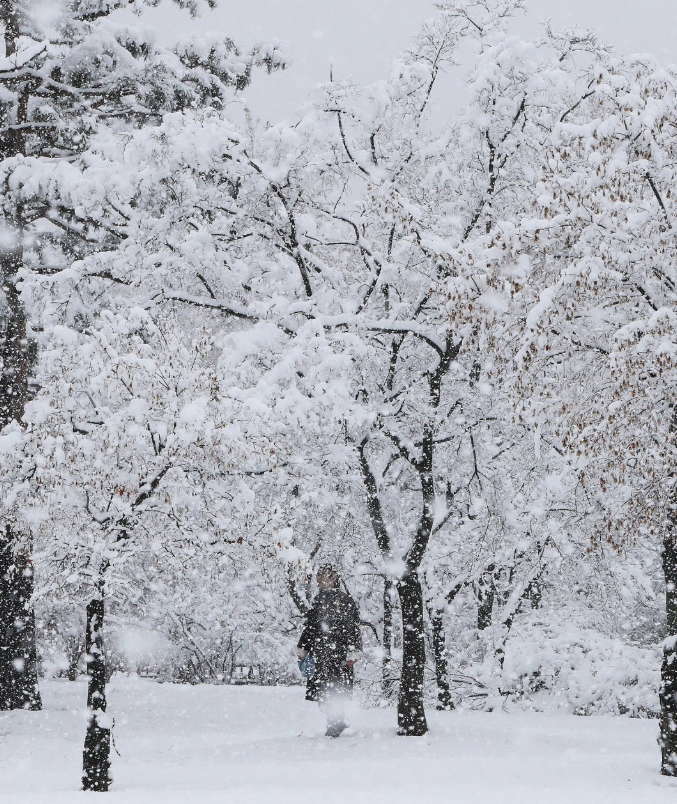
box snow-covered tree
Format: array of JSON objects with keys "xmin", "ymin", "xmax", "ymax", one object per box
[
  {"xmin": 21, "ymin": 0, "xmax": 590, "ymax": 736},
  {"xmin": 511, "ymin": 35, "xmax": 677, "ymax": 773},
  {"xmin": 4, "ymin": 1, "xmax": 673, "ymax": 771},
  {"xmin": 0, "ymin": 0, "xmax": 288, "ymax": 712}
]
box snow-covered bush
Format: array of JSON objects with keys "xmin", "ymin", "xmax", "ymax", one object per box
[
  {"xmin": 444, "ymin": 618, "xmax": 660, "ymax": 717},
  {"xmin": 503, "ymin": 623, "xmax": 659, "ymax": 717}
]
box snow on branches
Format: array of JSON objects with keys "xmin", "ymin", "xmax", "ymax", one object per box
[{"xmin": 1, "ymin": 0, "xmax": 673, "ymax": 737}]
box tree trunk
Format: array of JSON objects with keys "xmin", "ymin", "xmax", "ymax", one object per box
[
  {"xmin": 0, "ymin": 214, "xmax": 28, "ymax": 430},
  {"xmin": 0, "ymin": 0, "xmax": 42, "ymax": 702},
  {"xmin": 0, "ymin": 527, "xmax": 41, "ymax": 710},
  {"xmin": 0, "ymin": 196, "xmax": 41, "ymax": 708},
  {"xmin": 66, "ymin": 637, "xmax": 82, "ymax": 681},
  {"xmin": 396, "ymin": 570, "xmax": 428, "ymax": 736},
  {"xmin": 82, "ymin": 598, "xmax": 111, "ymax": 792},
  {"xmin": 428, "ymin": 606, "xmax": 454, "ymax": 711},
  {"xmin": 382, "ymin": 578, "xmax": 395, "ymax": 701},
  {"xmin": 0, "ymin": 527, "xmax": 14, "ymax": 710},
  {"xmin": 10, "ymin": 552, "xmax": 41, "ymax": 709},
  {"xmin": 660, "ymin": 535, "xmax": 677, "ymax": 775},
  {"xmin": 476, "ymin": 565, "xmax": 495, "ymax": 631}
]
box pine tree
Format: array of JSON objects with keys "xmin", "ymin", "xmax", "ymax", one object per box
[{"xmin": 0, "ymin": 0, "xmax": 287, "ymax": 781}]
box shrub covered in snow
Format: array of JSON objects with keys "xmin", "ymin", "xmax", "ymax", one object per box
[{"xmin": 447, "ymin": 620, "xmax": 660, "ymax": 718}]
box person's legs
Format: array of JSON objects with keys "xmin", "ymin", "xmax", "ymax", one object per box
[
  {"xmin": 319, "ymin": 674, "xmax": 350, "ymax": 737},
  {"xmin": 321, "ymin": 692, "xmax": 347, "ymax": 737}
]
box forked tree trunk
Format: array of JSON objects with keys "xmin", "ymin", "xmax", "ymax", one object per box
[
  {"xmin": 0, "ymin": 527, "xmax": 41, "ymax": 710},
  {"xmin": 396, "ymin": 570, "xmax": 427, "ymax": 736},
  {"xmin": 82, "ymin": 598, "xmax": 111, "ymax": 791},
  {"xmin": 660, "ymin": 535, "xmax": 677, "ymax": 776},
  {"xmin": 428, "ymin": 607, "xmax": 454, "ymax": 711},
  {"xmin": 357, "ymin": 326, "xmax": 460, "ymax": 737}
]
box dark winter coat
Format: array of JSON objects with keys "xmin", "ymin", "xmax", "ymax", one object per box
[{"xmin": 298, "ymin": 589, "xmax": 362, "ymax": 701}]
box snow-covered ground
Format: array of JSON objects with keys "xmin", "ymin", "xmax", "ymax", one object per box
[{"xmin": 1, "ymin": 678, "xmax": 677, "ymax": 803}]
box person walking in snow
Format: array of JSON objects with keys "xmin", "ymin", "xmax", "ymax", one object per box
[{"xmin": 297, "ymin": 565, "xmax": 362, "ymax": 737}]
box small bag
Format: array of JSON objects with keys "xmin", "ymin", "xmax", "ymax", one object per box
[{"xmin": 298, "ymin": 653, "xmax": 316, "ymax": 679}]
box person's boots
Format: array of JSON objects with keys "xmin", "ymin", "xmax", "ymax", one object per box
[{"xmin": 325, "ymin": 719, "xmax": 348, "ymax": 738}]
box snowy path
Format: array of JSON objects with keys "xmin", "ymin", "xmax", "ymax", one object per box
[{"xmin": 1, "ymin": 678, "xmax": 676, "ymax": 803}]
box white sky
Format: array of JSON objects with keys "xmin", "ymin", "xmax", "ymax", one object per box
[{"xmin": 136, "ymin": 0, "xmax": 677, "ymax": 121}]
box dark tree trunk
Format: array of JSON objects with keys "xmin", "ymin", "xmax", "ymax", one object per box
[
  {"xmin": 0, "ymin": 528, "xmax": 13, "ymax": 710},
  {"xmin": 0, "ymin": 527, "xmax": 41, "ymax": 710},
  {"xmin": 356, "ymin": 336, "xmax": 460, "ymax": 737},
  {"xmin": 0, "ymin": 1, "xmax": 42, "ymax": 711},
  {"xmin": 82, "ymin": 598, "xmax": 111, "ymax": 792},
  {"xmin": 66, "ymin": 638, "xmax": 82, "ymax": 681},
  {"xmin": 10, "ymin": 552, "xmax": 41, "ymax": 710},
  {"xmin": 428, "ymin": 606, "xmax": 454, "ymax": 711},
  {"xmin": 660, "ymin": 535, "xmax": 677, "ymax": 776},
  {"xmin": 0, "ymin": 220, "xmax": 29, "ymax": 431},
  {"xmin": 382, "ymin": 578, "xmax": 395, "ymax": 701},
  {"xmin": 476, "ymin": 565, "xmax": 496, "ymax": 631},
  {"xmin": 0, "ymin": 150, "xmax": 41, "ymax": 710},
  {"xmin": 396, "ymin": 570, "xmax": 428, "ymax": 736}
]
